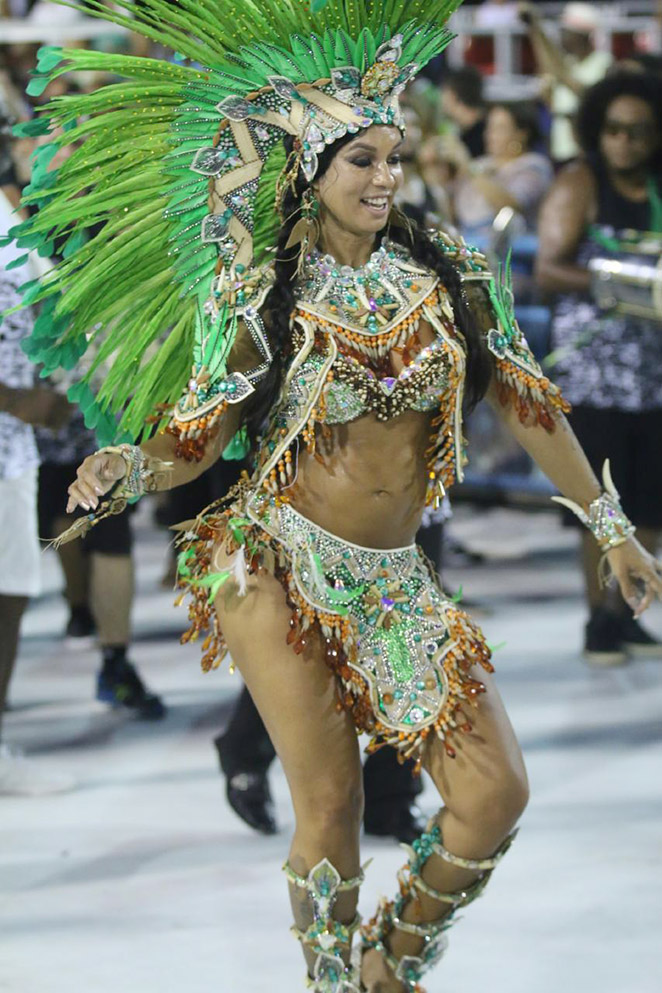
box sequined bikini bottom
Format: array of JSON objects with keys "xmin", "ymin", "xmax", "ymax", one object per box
[{"xmin": 177, "ymin": 490, "xmax": 494, "ymax": 765}]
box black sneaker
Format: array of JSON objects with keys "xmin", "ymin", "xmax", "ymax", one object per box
[
  {"xmin": 96, "ymin": 660, "xmax": 166, "ymax": 720},
  {"xmin": 620, "ymin": 615, "xmax": 662, "ymax": 658},
  {"xmin": 65, "ymin": 605, "xmax": 96, "ymax": 646},
  {"xmin": 583, "ymin": 608, "xmax": 627, "ymax": 666}
]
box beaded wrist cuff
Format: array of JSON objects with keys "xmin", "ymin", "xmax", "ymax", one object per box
[
  {"xmin": 552, "ymin": 460, "xmax": 635, "ymax": 551},
  {"xmin": 101, "ymin": 444, "xmax": 173, "ymax": 499}
]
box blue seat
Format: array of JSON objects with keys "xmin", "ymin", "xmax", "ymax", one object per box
[{"xmin": 514, "ymin": 304, "xmax": 551, "ymax": 361}]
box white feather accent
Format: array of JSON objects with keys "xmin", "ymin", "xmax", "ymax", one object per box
[
  {"xmin": 602, "ymin": 458, "xmax": 618, "ymax": 500},
  {"xmin": 231, "ymin": 547, "xmax": 248, "ymax": 597}
]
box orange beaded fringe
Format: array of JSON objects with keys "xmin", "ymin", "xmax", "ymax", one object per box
[{"xmin": 175, "ymin": 508, "xmax": 494, "ymax": 770}]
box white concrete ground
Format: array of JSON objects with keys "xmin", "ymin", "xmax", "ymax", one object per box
[{"xmin": 1, "ymin": 506, "xmax": 661, "ymax": 993}]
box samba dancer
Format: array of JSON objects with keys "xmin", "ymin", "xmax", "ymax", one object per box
[{"xmin": 10, "ymin": 3, "xmax": 662, "ymax": 991}]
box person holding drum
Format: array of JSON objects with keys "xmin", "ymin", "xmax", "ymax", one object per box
[{"xmin": 537, "ymin": 71, "xmax": 662, "ymax": 666}]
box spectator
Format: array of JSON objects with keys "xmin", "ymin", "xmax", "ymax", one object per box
[
  {"xmin": 453, "ymin": 101, "xmax": 553, "ymax": 240},
  {"xmin": 440, "ymin": 65, "xmax": 487, "ymax": 158},
  {"xmin": 38, "ymin": 415, "xmax": 168, "ymax": 720},
  {"xmin": 522, "ymin": 1, "xmax": 613, "ymax": 163},
  {"xmin": 417, "ymin": 133, "xmax": 469, "ymax": 229},
  {"xmin": 536, "ymin": 72, "xmax": 662, "ymax": 664},
  {"xmin": 0, "ymin": 121, "xmax": 73, "ymax": 795}
]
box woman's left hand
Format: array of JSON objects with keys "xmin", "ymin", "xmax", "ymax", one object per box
[{"xmin": 606, "ymin": 537, "xmax": 662, "ymax": 618}]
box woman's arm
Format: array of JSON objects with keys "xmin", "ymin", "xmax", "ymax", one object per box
[
  {"xmin": 65, "ymin": 394, "xmax": 243, "ymax": 513},
  {"xmin": 535, "ymin": 162, "xmax": 596, "ymax": 294},
  {"xmin": 520, "ymin": 4, "xmax": 584, "ymax": 97},
  {"xmin": 466, "ymin": 171, "xmax": 523, "ymax": 214},
  {"xmin": 486, "ymin": 383, "xmax": 662, "ymax": 614},
  {"xmin": 0, "ymin": 382, "xmax": 73, "ymax": 430},
  {"xmin": 486, "ymin": 379, "xmax": 599, "ymax": 504}
]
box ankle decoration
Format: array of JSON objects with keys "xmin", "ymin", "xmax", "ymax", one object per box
[
  {"xmin": 552, "ymin": 459, "xmax": 635, "ymax": 551},
  {"xmin": 362, "ymin": 822, "xmax": 517, "ymax": 992},
  {"xmin": 284, "ymin": 858, "xmax": 365, "ymax": 993}
]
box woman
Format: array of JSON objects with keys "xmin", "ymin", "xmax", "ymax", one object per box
[
  {"xmin": 537, "ymin": 71, "xmax": 662, "ymax": 665},
  {"xmin": 453, "ymin": 101, "xmax": 553, "ymax": 240},
  {"xmin": 13, "ymin": 3, "xmax": 662, "ymax": 991}
]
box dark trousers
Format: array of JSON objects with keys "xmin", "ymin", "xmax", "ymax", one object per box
[{"xmin": 217, "ymin": 685, "xmax": 423, "ymax": 806}]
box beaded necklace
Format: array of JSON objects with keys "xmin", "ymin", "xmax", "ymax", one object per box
[{"xmin": 296, "ymin": 240, "xmax": 438, "ymax": 360}]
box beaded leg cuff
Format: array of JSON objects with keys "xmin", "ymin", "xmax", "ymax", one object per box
[
  {"xmin": 284, "ymin": 858, "xmax": 365, "ymax": 993},
  {"xmin": 362, "ymin": 820, "xmax": 517, "ymax": 992}
]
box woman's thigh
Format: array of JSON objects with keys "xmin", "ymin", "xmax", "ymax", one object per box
[
  {"xmin": 424, "ymin": 668, "xmax": 529, "ymax": 847},
  {"xmin": 213, "ymin": 551, "xmax": 363, "ymax": 822}
]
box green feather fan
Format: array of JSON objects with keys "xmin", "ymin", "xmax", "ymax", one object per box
[{"xmin": 7, "ymin": 0, "xmax": 462, "ymax": 444}]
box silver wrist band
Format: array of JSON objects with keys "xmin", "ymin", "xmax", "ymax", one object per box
[{"xmin": 552, "ymin": 460, "xmax": 636, "ymax": 551}]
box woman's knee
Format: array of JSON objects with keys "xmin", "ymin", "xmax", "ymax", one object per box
[{"xmin": 455, "ymin": 764, "xmax": 529, "ymax": 840}]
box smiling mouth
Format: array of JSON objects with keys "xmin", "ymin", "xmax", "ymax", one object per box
[{"xmin": 360, "ymin": 196, "xmax": 390, "ymax": 213}]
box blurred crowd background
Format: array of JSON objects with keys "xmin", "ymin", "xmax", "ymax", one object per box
[{"xmin": 2, "ymin": 1, "xmax": 662, "ymax": 802}]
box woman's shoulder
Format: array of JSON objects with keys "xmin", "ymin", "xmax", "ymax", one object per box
[
  {"xmin": 515, "ymin": 151, "xmax": 553, "ymax": 172},
  {"xmin": 426, "ymin": 228, "xmax": 492, "ymax": 280},
  {"xmin": 547, "ymin": 158, "xmax": 598, "ymax": 202},
  {"xmin": 213, "ymin": 258, "xmax": 276, "ymax": 316}
]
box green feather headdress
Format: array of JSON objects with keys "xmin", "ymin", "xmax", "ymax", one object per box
[{"xmin": 4, "ymin": 0, "xmax": 462, "ymax": 444}]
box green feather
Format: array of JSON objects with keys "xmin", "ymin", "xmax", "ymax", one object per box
[{"xmin": 9, "ymin": 0, "xmax": 463, "ymax": 444}]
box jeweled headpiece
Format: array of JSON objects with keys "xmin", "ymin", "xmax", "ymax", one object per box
[{"xmin": 6, "ymin": 0, "xmax": 462, "ymax": 443}]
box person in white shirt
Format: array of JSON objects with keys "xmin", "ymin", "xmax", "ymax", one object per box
[
  {"xmin": 522, "ymin": 1, "xmax": 613, "ymax": 162},
  {"xmin": 0, "ymin": 126, "xmax": 73, "ymax": 795}
]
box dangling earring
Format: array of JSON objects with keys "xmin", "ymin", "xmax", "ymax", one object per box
[{"xmin": 285, "ymin": 188, "xmax": 320, "ymax": 273}]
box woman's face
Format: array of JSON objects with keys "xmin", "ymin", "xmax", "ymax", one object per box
[
  {"xmin": 485, "ymin": 107, "xmax": 526, "ymax": 160},
  {"xmin": 314, "ymin": 125, "xmax": 404, "ymax": 238},
  {"xmin": 599, "ymin": 95, "xmax": 659, "ymax": 175}
]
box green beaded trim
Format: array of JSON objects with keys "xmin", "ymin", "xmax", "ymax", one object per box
[
  {"xmin": 291, "ymin": 912, "xmax": 362, "ymax": 952},
  {"xmin": 403, "ymin": 868, "xmax": 491, "ymax": 908},
  {"xmin": 305, "ymin": 953, "xmax": 362, "ymax": 993},
  {"xmin": 284, "ymin": 860, "xmax": 365, "ymax": 892},
  {"xmin": 430, "ymin": 827, "xmax": 518, "ymax": 872}
]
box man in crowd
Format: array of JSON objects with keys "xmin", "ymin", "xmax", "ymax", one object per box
[
  {"xmin": 522, "ymin": 1, "xmax": 613, "ymax": 162},
  {"xmin": 440, "ymin": 65, "xmax": 487, "ymax": 159}
]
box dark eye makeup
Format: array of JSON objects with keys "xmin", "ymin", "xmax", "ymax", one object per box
[{"xmin": 349, "ymin": 154, "xmax": 403, "ymax": 168}]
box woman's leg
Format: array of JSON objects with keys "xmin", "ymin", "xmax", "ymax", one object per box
[
  {"xmin": 213, "ymin": 560, "xmax": 364, "ymax": 987},
  {"xmin": 363, "ymin": 668, "xmax": 529, "ymax": 992}
]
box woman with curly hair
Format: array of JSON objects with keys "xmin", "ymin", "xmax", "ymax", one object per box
[
  {"xmin": 537, "ymin": 71, "xmax": 662, "ymax": 666},
  {"xmin": 14, "ymin": 3, "xmax": 662, "ymax": 991}
]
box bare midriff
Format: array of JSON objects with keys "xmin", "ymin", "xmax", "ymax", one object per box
[
  {"xmin": 289, "ymin": 318, "xmax": 438, "ymax": 549},
  {"xmin": 291, "ymin": 410, "xmax": 432, "ymax": 549}
]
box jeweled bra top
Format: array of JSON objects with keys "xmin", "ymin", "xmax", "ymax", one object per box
[
  {"xmin": 288, "ymin": 242, "xmax": 457, "ymax": 424},
  {"xmin": 169, "ymin": 232, "xmax": 567, "ymax": 508}
]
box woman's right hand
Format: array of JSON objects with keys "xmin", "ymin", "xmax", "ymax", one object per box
[{"xmin": 66, "ymin": 450, "xmax": 128, "ymax": 514}]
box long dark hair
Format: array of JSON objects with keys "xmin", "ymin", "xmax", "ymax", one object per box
[
  {"xmin": 577, "ymin": 71, "xmax": 662, "ymax": 171},
  {"xmin": 241, "ymin": 134, "xmax": 492, "ymax": 443},
  {"xmin": 490, "ymin": 100, "xmax": 542, "ymax": 153}
]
